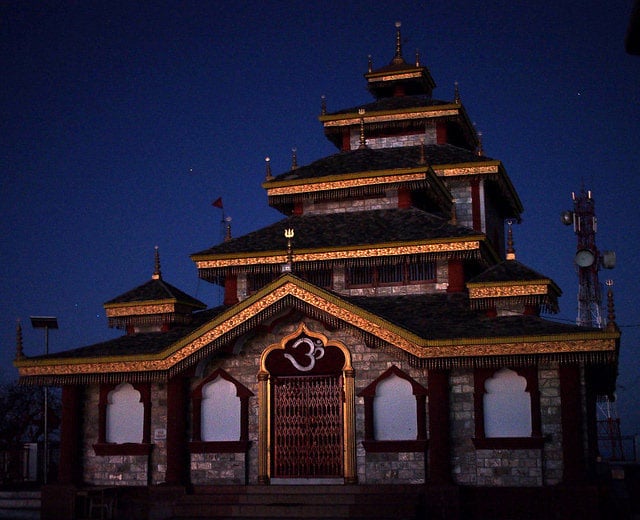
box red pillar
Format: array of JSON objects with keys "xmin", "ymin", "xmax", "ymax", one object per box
[
  {"xmin": 397, "ymin": 188, "xmax": 412, "ymax": 209},
  {"xmin": 436, "ymin": 122, "xmax": 447, "ymax": 144},
  {"xmin": 58, "ymin": 385, "xmax": 82, "ymax": 484},
  {"xmin": 224, "ymin": 275, "xmax": 239, "ymax": 306},
  {"xmin": 447, "ymin": 259, "xmax": 465, "ymax": 293},
  {"xmin": 428, "ymin": 370, "xmax": 451, "ymax": 483},
  {"xmin": 165, "ymin": 377, "xmax": 189, "ymax": 485},
  {"xmin": 560, "ymin": 364, "xmax": 586, "ymax": 482}
]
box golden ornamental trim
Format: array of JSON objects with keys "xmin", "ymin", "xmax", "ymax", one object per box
[
  {"xmin": 265, "ymin": 172, "xmax": 427, "ymax": 195},
  {"xmin": 434, "ymin": 163, "xmax": 500, "ymax": 176},
  {"xmin": 193, "ymin": 240, "xmax": 482, "ymax": 269},
  {"xmin": 105, "ymin": 302, "xmax": 177, "ymax": 317},
  {"xmin": 366, "ymin": 71, "xmax": 424, "ymax": 81},
  {"xmin": 322, "ymin": 109, "xmax": 460, "ymax": 127},
  {"xmin": 15, "ymin": 275, "xmax": 619, "ymax": 379},
  {"xmin": 467, "ymin": 284, "xmax": 551, "ymax": 299}
]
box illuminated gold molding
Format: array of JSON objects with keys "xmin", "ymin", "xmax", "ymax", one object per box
[
  {"xmin": 434, "ymin": 163, "xmax": 500, "ymax": 177},
  {"xmin": 16, "ymin": 276, "xmax": 618, "ymax": 379},
  {"xmin": 467, "ymin": 284, "xmax": 551, "ymax": 299},
  {"xmin": 104, "ymin": 302, "xmax": 177, "ymax": 317},
  {"xmin": 321, "ymin": 108, "xmax": 460, "ymax": 127},
  {"xmin": 193, "ymin": 240, "xmax": 482, "ymax": 269},
  {"xmin": 367, "ymin": 71, "xmax": 424, "ymax": 82},
  {"xmin": 265, "ymin": 172, "xmax": 427, "ymax": 196}
]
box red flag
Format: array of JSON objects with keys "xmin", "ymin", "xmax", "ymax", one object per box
[{"xmin": 212, "ymin": 197, "xmax": 223, "ymax": 209}]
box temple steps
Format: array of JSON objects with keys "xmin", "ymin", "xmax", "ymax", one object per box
[{"xmin": 170, "ymin": 484, "xmax": 426, "ymax": 520}]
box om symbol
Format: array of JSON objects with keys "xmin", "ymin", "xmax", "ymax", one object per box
[{"xmin": 284, "ymin": 337, "xmax": 325, "ymax": 372}]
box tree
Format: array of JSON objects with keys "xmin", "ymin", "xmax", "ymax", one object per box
[{"xmin": 0, "ymin": 381, "xmax": 60, "ymax": 450}]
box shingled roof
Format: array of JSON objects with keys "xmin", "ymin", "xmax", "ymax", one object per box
[
  {"xmin": 192, "ymin": 208, "xmax": 481, "ymax": 257},
  {"xmin": 267, "ymin": 144, "xmax": 490, "ymax": 183},
  {"xmin": 327, "ymin": 95, "xmax": 451, "ymax": 116}
]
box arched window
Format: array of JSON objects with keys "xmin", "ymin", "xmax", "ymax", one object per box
[
  {"xmin": 373, "ymin": 374, "xmax": 416, "ymax": 440},
  {"xmin": 106, "ymin": 383, "xmax": 144, "ymax": 443},
  {"xmin": 358, "ymin": 366, "xmax": 427, "ymax": 452},
  {"xmin": 201, "ymin": 376, "xmax": 241, "ymax": 441},
  {"xmin": 190, "ymin": 369, "xmax": 253, "ymax": 453},
  {"xmin": 94, "ymin": 382, "xmax": 152, "ymax": 456},
  {"xmin": 473, "ymin": 367, "xmax": 543, "ymax": 449}
]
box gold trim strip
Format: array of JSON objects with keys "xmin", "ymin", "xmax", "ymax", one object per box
[
  {"xmin": 468, "ymin": 284, "xmax": 551, "ymax": 298},
  {"xmin": 322, "ymin": 109, "xmax": 459, "ymax": 127}
]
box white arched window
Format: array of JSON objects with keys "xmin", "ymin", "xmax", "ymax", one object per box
[
  {"xmin": 483, "ymin": 368, "xmax": 532, "ymax": 438},
  {"xmin": 373, "ymin": 374, "xmax": 416, "ymax": 440},
  {"xmin": 201, "ymin": 375, "xmax": 241, "ymax": 441},
  {"xmin": 106, "ymin": 383, "xmax": 144, "ymax": 444}
]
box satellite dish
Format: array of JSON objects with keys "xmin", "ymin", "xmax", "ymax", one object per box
[
  {"xmin": 575, "ymin": 249, "xmax": 595, "ymax": 267},
  {"xmin": 561, "ymin": 211, "xmax": 573, "ymax": 226},
  {"xmin": 601, "ymin": 250, "xmax": 616, "ymax": 269}
]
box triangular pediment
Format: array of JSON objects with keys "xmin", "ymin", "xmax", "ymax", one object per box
[{"xmin": 16, "ymin": 274, "xmax": 618, "ymax": 385}]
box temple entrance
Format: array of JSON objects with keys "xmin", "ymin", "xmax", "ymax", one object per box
[
  {"xmin": 271, "ymin": 374, "xmax": 343, "ymax": 478},
  {"xmin": 258, "ymin": 323, "xmax": 357, "ymax": 484}
]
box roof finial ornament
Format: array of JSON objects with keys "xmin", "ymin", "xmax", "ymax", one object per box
[
  {"xmin": 476, "ymin": 130, "xmax": 484, "ymax": 157},
  {"xmin": 605, "ymin": 279, "xmax": 619, "ymax": 332},
  {"xmin": 224, "ymin": 216, "xmax": 232, "ymax": 242},
  {"xmin": 283, "ymin": 228, "xmax": 295, "ymax": 272},
  {"xmin": 415, "ymin": 49, "xmax": 420, "ymax": 67},
  {"xmin": 506, "ymin": 220, "xmax": 516, "ymax": 260},
  {"xmin": 358, "ymin": 109, "xmax": 367, "ymax": 149},
  {"xmin": 152, "ymin": 246, "xmax": 162, "ymax": 280},
  {"xmin": 320, "ymin": 95, "xmax": 327, "ymax": 115},
  {"xmin": 367, "ymin": 55, "xmax": 373, "ymax": 73},
  {"xmin": 265, "ymin": 157, "xmax": 273, "ymax": 181},
  {"xmin": 15, "ymin": 319, "xmax": 24, "ymax": 360},
  {"xmin": 454, "ymin": 81, "xmax": 461, "ymax": 104},
  {"xmin": 291, "ymin": 147, "xmax": 298, "ymax": 170},
  {"xmin": 392, "ymin": 21, "xmax": 404, "ymax": 64}
]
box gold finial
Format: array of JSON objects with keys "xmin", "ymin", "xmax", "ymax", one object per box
[
  {"xmin": 415, "ymin": 49, "xmax": 420, "ymax": 67},
  {"xmin": 367, "ymin": 55, "xmax": 373, "ymax": 73},
  {"xmin": 224, "ymin": 216, "xmax": 232, "ymax": 242},
  {"xmin": 152, "ymin": 246, "xmax": 162, "ymax": 280},
  {"xmin": 265, "ymin": 157, "xmax": 273, "ymax": 180},
  {"xmin": 506, "ymin": 220, "xmax": 516, "ymax": 260},
  {"xmin": 358, "ymin": 109, "xmax": 367, "ymax": 149},
  {"xmin": 476, "ymin": 130, "xmax": 484, "ymax": 156},
  {"xmin": 291, "ymin": 148, "xmax": 298, "ymax": 170},
  {"xmin": 454, "ymin": 81, "xmax": 461, "ymax": 104},
  {"xmin": 283, "ymin": 228, "xmax": 295, "ymax": 272},
  {"xmin": 605, "ymin": 280, "xmax": 619, "ymax": 332},
  {"xmin": 392, "ymin": 21, "xmax": 404, "ymax": 64},
  {"xmin": 15, "ymin": 319, "xmax": 24, "ymax": 360},
  {"xmin": 321, "ymin": 95, "xmax": 327, "ymax": 115}
]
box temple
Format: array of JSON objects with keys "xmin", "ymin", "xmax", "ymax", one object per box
[{"xmin": 15, "ymin": 23, "xmax": 620, "ymax": 520}]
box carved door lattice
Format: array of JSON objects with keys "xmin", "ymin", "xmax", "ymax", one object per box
[{"xmin": 272, "ymin": 375, "xmax": 343, "ymax": 478}]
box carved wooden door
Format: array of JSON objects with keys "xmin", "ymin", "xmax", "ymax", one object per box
[{"xmin": 272, "ymin": 374, "xmax": 343, "ymax": 478}]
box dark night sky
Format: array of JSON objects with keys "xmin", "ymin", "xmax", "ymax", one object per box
[{"xmin": 2, "ymin": 2, "xmax": 639, "ymax": 437}]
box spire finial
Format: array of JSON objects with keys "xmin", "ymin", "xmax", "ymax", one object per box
[
  {"xmin": 605, "ymin": 279, "xmax": 619, "ymax": 332},
  {"xmin": 358, "ymin": 109, "xmax": 367, "ymax": 149},
  {"xmin": 454, "ymin": 81, "xmax": 461, "ymax": 104},
  {"xmin": 320, "ymin": 95, "xmax": 327, "ymax": 116},
  {"xmin": 415, "ymin": 48, "xmax": 420, "ymax": 67},
  {"xmin": 506, "ymin": 220, "xmax": 516, "ymax": 260},
  {"xmin": 367, "ymin": 55, "xmax": 373, "ymax": 73},
  {"xmin": 476, "ymin": 130, "xmax": 484, "ymax": 156},
  {"xmin": 152, "ymin": 246, "xmax": 162, "ymax": 280},
  {"xmin": 224, "ymin": 216, "xmax": 232, "ymax": 242},
  {"xmin": 291, "ymin": 148, "xmax": 298, "ymax": 170},
  {"xmin": 392, "ymin": 21, "xmax": 404, "ymax": 64},
  {"xmin": 15, "ymin": 319, "xmax": 24, "ymax": 360},
  {"xmin": 283, "ymin": 228, "xmax": 295, "ymax": 272},
  {"xmin": 265, "ymin": 157, "xmax": 273, "ymax": 181}
]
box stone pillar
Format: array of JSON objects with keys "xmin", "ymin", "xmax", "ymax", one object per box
[
  {"xmin": 343, "ymin": 368, "xmax": 357, "ymax": 484},
  {"xmin": 165, "ymin": 377, "xmax": 188, "ymax": 485},
  {"xmin": 257, "ymin": 371, "xmax": 270, "ymax": 484},
  {"xmin": 428, "ymin": 370, "xmax": 452, "ymax": 483}
]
